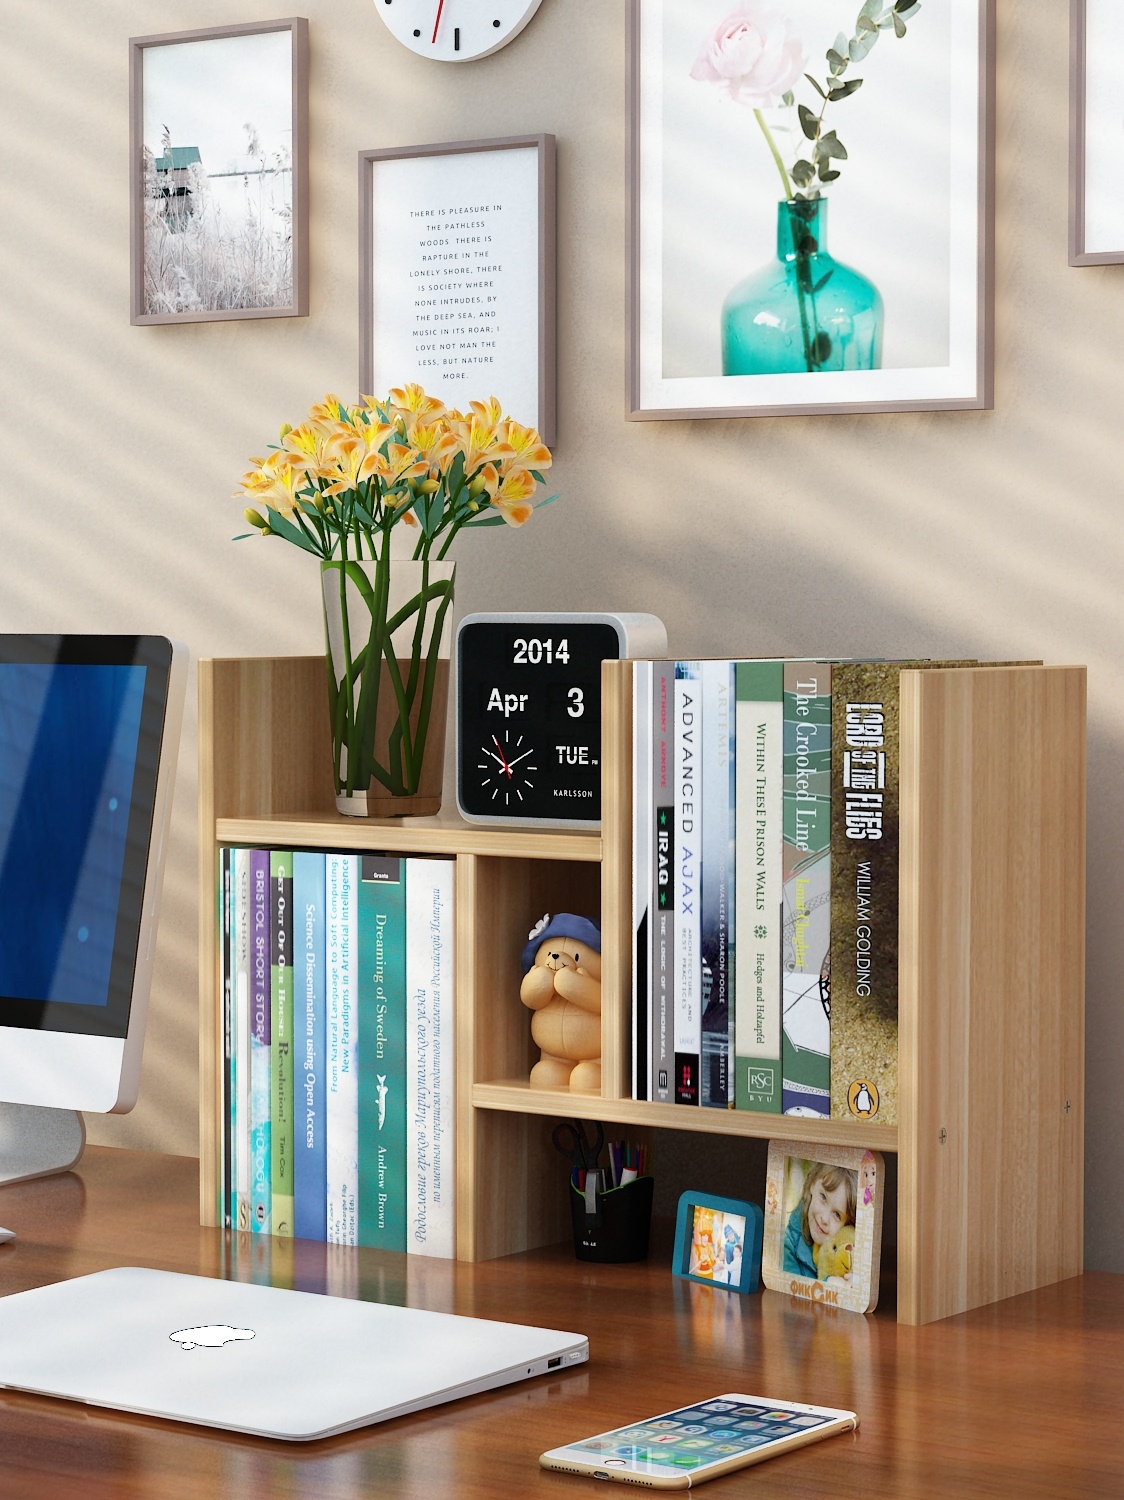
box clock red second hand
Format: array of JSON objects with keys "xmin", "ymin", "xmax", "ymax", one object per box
[
  {"xmin": 492, "ymin": 735, "xmax": 514, "ymax": 780},
  {"xmin": 431, "ymin": 0, "xmax": 446, "ymax": 44}
]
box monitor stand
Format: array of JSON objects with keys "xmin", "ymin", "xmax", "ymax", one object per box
[{"xmin": 0, "ymin": 1103, "xmax": 86, "ymax": 1186}]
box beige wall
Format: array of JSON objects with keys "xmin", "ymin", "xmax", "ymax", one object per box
[{"xmin": 2, "ymin": 2, "xmax": 1116, "ymax": 1269}]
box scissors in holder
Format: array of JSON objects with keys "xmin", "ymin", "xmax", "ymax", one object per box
[{"xmin": 551, "ymin": 1119, "xmax": 605, "ymax": 1175}]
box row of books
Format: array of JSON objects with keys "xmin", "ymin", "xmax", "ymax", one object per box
[
  {"xmin": 219, "ymin": 847, "xmax": 456, "ymax": 1254},
  {"xmin": 632, "ymin": 658, "xmax": 929, "ymax": 1125}
]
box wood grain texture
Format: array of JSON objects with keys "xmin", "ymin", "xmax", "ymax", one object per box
[
  {"xmin": 898, "ymin": 666, "xmax": 1085, "ymax": 1325},
  {"xmin": 0, "ymin": 1150, "xmax": 1118, "ymax": 1500}
]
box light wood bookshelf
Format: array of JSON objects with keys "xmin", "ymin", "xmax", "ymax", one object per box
[{"xmin": 197, "ymin": 655, "xmax": 1086, "ymax": 1326}]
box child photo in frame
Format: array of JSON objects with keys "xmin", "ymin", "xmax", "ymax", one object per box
[
  {"xmin": 762, "ymin": 1141, "xmax": 885, "ymax": 1314},
  {"xmin": 672, "ymin": 1191, "xmax": 763, "ymax": 1294}
]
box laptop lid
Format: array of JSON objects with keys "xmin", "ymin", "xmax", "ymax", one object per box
[{"xmin": 0, "ymin": 1267, "xmax": 588, "ymax": 1441}]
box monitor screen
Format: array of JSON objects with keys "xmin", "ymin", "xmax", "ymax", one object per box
[{"xmin": 0, "ymin": 636, "xmax": 183, "ymax": 1048}]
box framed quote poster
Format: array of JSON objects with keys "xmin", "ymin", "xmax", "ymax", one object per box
[
  {"xmin": 1070, "ymin": 1, "xmax": 1124, "ymax": 264},
  {"xmin": 129, "ymin": 18, "xmax": 309, "ymax": 324},
  {"xmin": 360, "ymin": 135, "xmax": 557, "ymax": 444},
  {"xmin": 627, "ymin": 0, "xmax": 995, "ymax": 419}
]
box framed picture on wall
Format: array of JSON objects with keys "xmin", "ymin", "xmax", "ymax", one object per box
[
  {"xmin": 129, "ymin": 18, "xmax": 309, "ymax": 325},
  {"xmin": 627, "ymin": 0, "xmax": 995, "ymax": 420},
  {"xmin": 359, "ymin": 136, "xmax": 557, "ymax": 445},
  {"xmin": 1070, "ymin": 1, "xmax": 1124, "ymax": 264}
]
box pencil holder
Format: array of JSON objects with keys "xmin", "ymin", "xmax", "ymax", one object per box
[{"xmin": 569, "ymin": 1175, "xmax": 654, "ymax": 1263}]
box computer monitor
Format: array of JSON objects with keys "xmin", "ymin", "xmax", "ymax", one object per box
[{"xmin": 0, "ymin": 635, "xmax": 186, "ymax": 1186}]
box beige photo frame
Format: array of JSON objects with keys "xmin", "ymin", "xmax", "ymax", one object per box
[
  {"xmin": 762, "ymin": 1139, "xmax": 885, "ymax": 1314},
  {"xmin": 129, "ymin": 17, "xmax": 309, "ymax": 325},
  {"xmin": 359, "ymin": 135, "xmax": 557, "ymax": 446}
]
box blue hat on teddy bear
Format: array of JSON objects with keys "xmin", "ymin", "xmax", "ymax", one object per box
[{"xmin": 521, "ymin": 912, "xmax": 602, "ymax": 974}]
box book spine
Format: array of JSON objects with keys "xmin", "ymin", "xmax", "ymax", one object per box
[
  {"xmin": 250, "ymin": 849, "xmax": 272, "ymax": 1233},
  {"xmin": 673, "ymin": 661, "xmax": 701, "ymax": 1105},
  {"xmin": 781, "ymin": 663, "xmax": 832, "ymax": 1117},
  {"xmin": 220, "ymin": 847, "xmax": 232, "ymax": 1230},
  {"xmin": 358, "ymin": 855, "xmax": 407, "ymax": 1252},
  {"xmin": 651, "ymin": 661, "xmax": 674, "ymax": 1103},
  {"xmin": 830, "ymin": 662, "xmax": 899, "ymax": 1125},
  {"xmin": 232, "ymin": 848, "xmax": 252, "ymax": 1232},
  {"xmin": 733, "ymin": 662, "xmax": 783, "ymax": 1112},
  {"xmin": 270, "ymin": 850, "xmax": 295, "ymax": 1236},
  {"xmin": 293, "ymin": 850, "xmax": 327, "ymax": 1242},
  {"xmin": 326, "ymin": 852, "xmax": 359, "ymax": 1245},
  {"xmin": 406, "ymin": 856, "xmax": 456, "ymax": 1258},
  {"xmin": 700, "ymin": 660, "xmax": 734, "ymax": 1108},
  {"xmin": 632, "ymin": 660, "xmax": 652, "ymax": 1101}
]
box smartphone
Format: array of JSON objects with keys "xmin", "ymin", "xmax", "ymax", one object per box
[{"xmin": 539, "ymin": 1393, "xmax": 857, "ymax": 1489}]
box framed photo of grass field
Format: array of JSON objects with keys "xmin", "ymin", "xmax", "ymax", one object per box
[
  {"xmin": 129, "ymin": 18, "xmax": 309, "ymax": 325},
  {"xmin": 626, "ymin": 0, "xmax": 995, "ymax": 419}
]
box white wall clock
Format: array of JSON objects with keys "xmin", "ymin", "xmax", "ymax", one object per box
[{"xmin": 375, "ymin": 0, "xmax": 545, "ymax": 61}]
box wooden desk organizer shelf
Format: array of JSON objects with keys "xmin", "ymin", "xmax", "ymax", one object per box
[{"xmin": 198, "ymin": 656, "xmax": 1086, "ymax": 1326}]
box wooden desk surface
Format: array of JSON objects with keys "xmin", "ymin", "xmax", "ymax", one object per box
[{"xmin": 0, "ymin": 1148, "xmax": 1116, "ymax": 1499}]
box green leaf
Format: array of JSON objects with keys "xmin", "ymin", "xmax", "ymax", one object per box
[
  {"xmin": 896, "ymin": 0, "xmax": 920, "ymax": 13},
  {"xmin": 781, "ymin": 89, "xmax": 795, "ymax": 107},
  {"xmin": 816, "ymin": 130, "xmax": 848, "ymax": 161},
  {"xmin": 804, "ymin": 73, "xmax": 827, "ymax": 99},
  {"xmin": 818, "ymin": 166, "xmax": 842, "ymax": 182},
  {"xmin": 892, "ymin": 11, "xmax": 906, "ymax": 36},
  {"xmin": 827, "ymin": 48, "xmax": 849, "ymax": 74},
  {"xmin": 261, "ymin": 506, "xmax": 327, "ymax": 557},
  {"xmin": 232, "ymin": 531, "xmax": 256, "ymax": 541},
  {"xmin": 827, "ymin": 78, "xmax": 863, "ymax": 100},
  {"xmin": 798, "ymin": 104, "xmax": 820, "ymax": 140},
  {"xmin": 811, "ymin": 331, "xmax": 833, "ymax": 365},
  {"xmin": 834, "ymin": 31, "xmax": 850, "ymax": 55},
  {"xmin": 791, "ymin": 158, "xmax": 816, "ymax": 186},
  {"xmin": 857, "ymin": 14, "xmax": 878, "ymax": 33},
  {"xmin": 849, "ymin": 30, "xmax": 875, "ymax": 60},
  {"xmin": 813, "ymin": 270, "xmax": 836, "ymax": 292},
  {"xmin": 859, "ymin": 0, "xmax": 882, "ymax": 19}
]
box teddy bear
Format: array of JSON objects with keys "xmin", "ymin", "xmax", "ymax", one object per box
[
  {"xmin": 519, "ymin": 913, "xmax": 602, "ymax": 1091},
  {"xmin": 813, "ymin": 1223, "xmax": 856, "ymax": 1282}
]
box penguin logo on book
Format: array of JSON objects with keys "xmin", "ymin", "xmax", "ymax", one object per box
[
  {"xmin": 169, "ymin": 1325, "xmax": 256, "ymax": 1351},
  {"xmin": 847, "ymin": 1079, "xmax": 879, "ymax": 1118},
  {"xmin": 377, "ymin": 1074, "xmax": 389, "ymax": 1129}
]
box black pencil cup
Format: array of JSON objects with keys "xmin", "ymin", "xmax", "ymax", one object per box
[{"xmin": 569, "ymin": 1175, "xmax": 654, "ymax": 1263}]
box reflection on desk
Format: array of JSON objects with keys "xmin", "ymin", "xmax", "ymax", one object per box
[{"xmin": 0, "ymin": 1147, "xmax": 1118, "ymax": 1500}]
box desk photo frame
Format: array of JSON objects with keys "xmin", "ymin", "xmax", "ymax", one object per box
[
  {"xmin": 627, "ymin": 0, "xmax": 995, "ymax": 419},
  {"xmin": 129, "ymin": 17, "xmax": 309, "ymax": 325},
  {"xmin": 762, "ymin": 1141, "xmax": 885, "ymax": 1314},
  {"xmin": 360, "ymin": 135, "xmax": 557, "ymax": 445}
]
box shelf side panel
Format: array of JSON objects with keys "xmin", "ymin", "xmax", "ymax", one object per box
[
  {"xmin": 899, "ymin": 665, "xmax": 1085, "ymax": 1325},
  {"xmin": 207, "ymin": 655, "xmax": 335, "ymax": 820}
]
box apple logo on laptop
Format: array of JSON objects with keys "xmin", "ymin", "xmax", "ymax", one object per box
[{"xmin": 169, "ymin": 1324, "xmax": 256, "ymax": 1351}]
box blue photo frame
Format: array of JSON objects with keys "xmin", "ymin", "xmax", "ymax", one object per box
[{"xmin": 672, "ymin": 1191, "xmax": 763, "ymax": 1294}]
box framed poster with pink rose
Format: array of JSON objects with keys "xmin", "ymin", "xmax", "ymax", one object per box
[
  {"xmin": 762, "ymin": 1141, "xmax": 885, "ymax": 1313},
  {"xmin": 626, "ymin": 0, "xmax": 994, "ymax": 419}
]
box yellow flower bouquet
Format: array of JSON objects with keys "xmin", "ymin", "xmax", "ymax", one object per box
[{"xmin": 236, "ymin": 385, "xmax": 556, "ymax": 815}]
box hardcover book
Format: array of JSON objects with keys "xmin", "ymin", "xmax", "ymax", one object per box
[
  {"xmin": 734, "ymin": 661, "xmax": 783, "ymax": 1113},
  {"xmin": 699, "ymin": 659, "xmax": 734, "ymax": 1109},
  {"xmin": 673, "ymin": 661, "xmax": 702, "ymax": 1105},
  {"xmin": 651, "ymin": 660, "xmax": 675, "ymax": 1104},
  {"xmin": 326, "ymin": 852, "xmax": 359, "ymax": 1244},
  {"xmin": 270, "ymin": 850, "xmax": 295, "ymax": 1236},
  {"xmin": 406, "ymin": 856, "xmax": 456, "ymax": 1258},
  {"xmin": 293, "ymin": 850, "xmax": 327, "ymax": 1242},
  {"xmin": 358, "ymin": 855, "xmax": 407, "ymax": 1253},
  {"xmin": 781, "ymin": 664, "xmax": 832, "ymax": 1118}
]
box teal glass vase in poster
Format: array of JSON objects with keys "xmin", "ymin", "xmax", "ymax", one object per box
[{"xmin": 721, "ymin": 199, "xmax": 883, "ymax": 376}]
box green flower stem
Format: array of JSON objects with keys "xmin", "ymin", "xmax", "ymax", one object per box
[{"xmin": 754, "ymin": 108, "xmax": 794, "ymax": 201}]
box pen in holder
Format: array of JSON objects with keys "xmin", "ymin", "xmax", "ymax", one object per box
[{"xmin": 569, "ymin": 1169, "xmax": 654, "ymax": 1263}]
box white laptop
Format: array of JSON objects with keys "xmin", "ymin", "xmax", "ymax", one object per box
[{"xmin": 0, "ymin": 1267, "xmax": 588, "ymax": 1441}]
